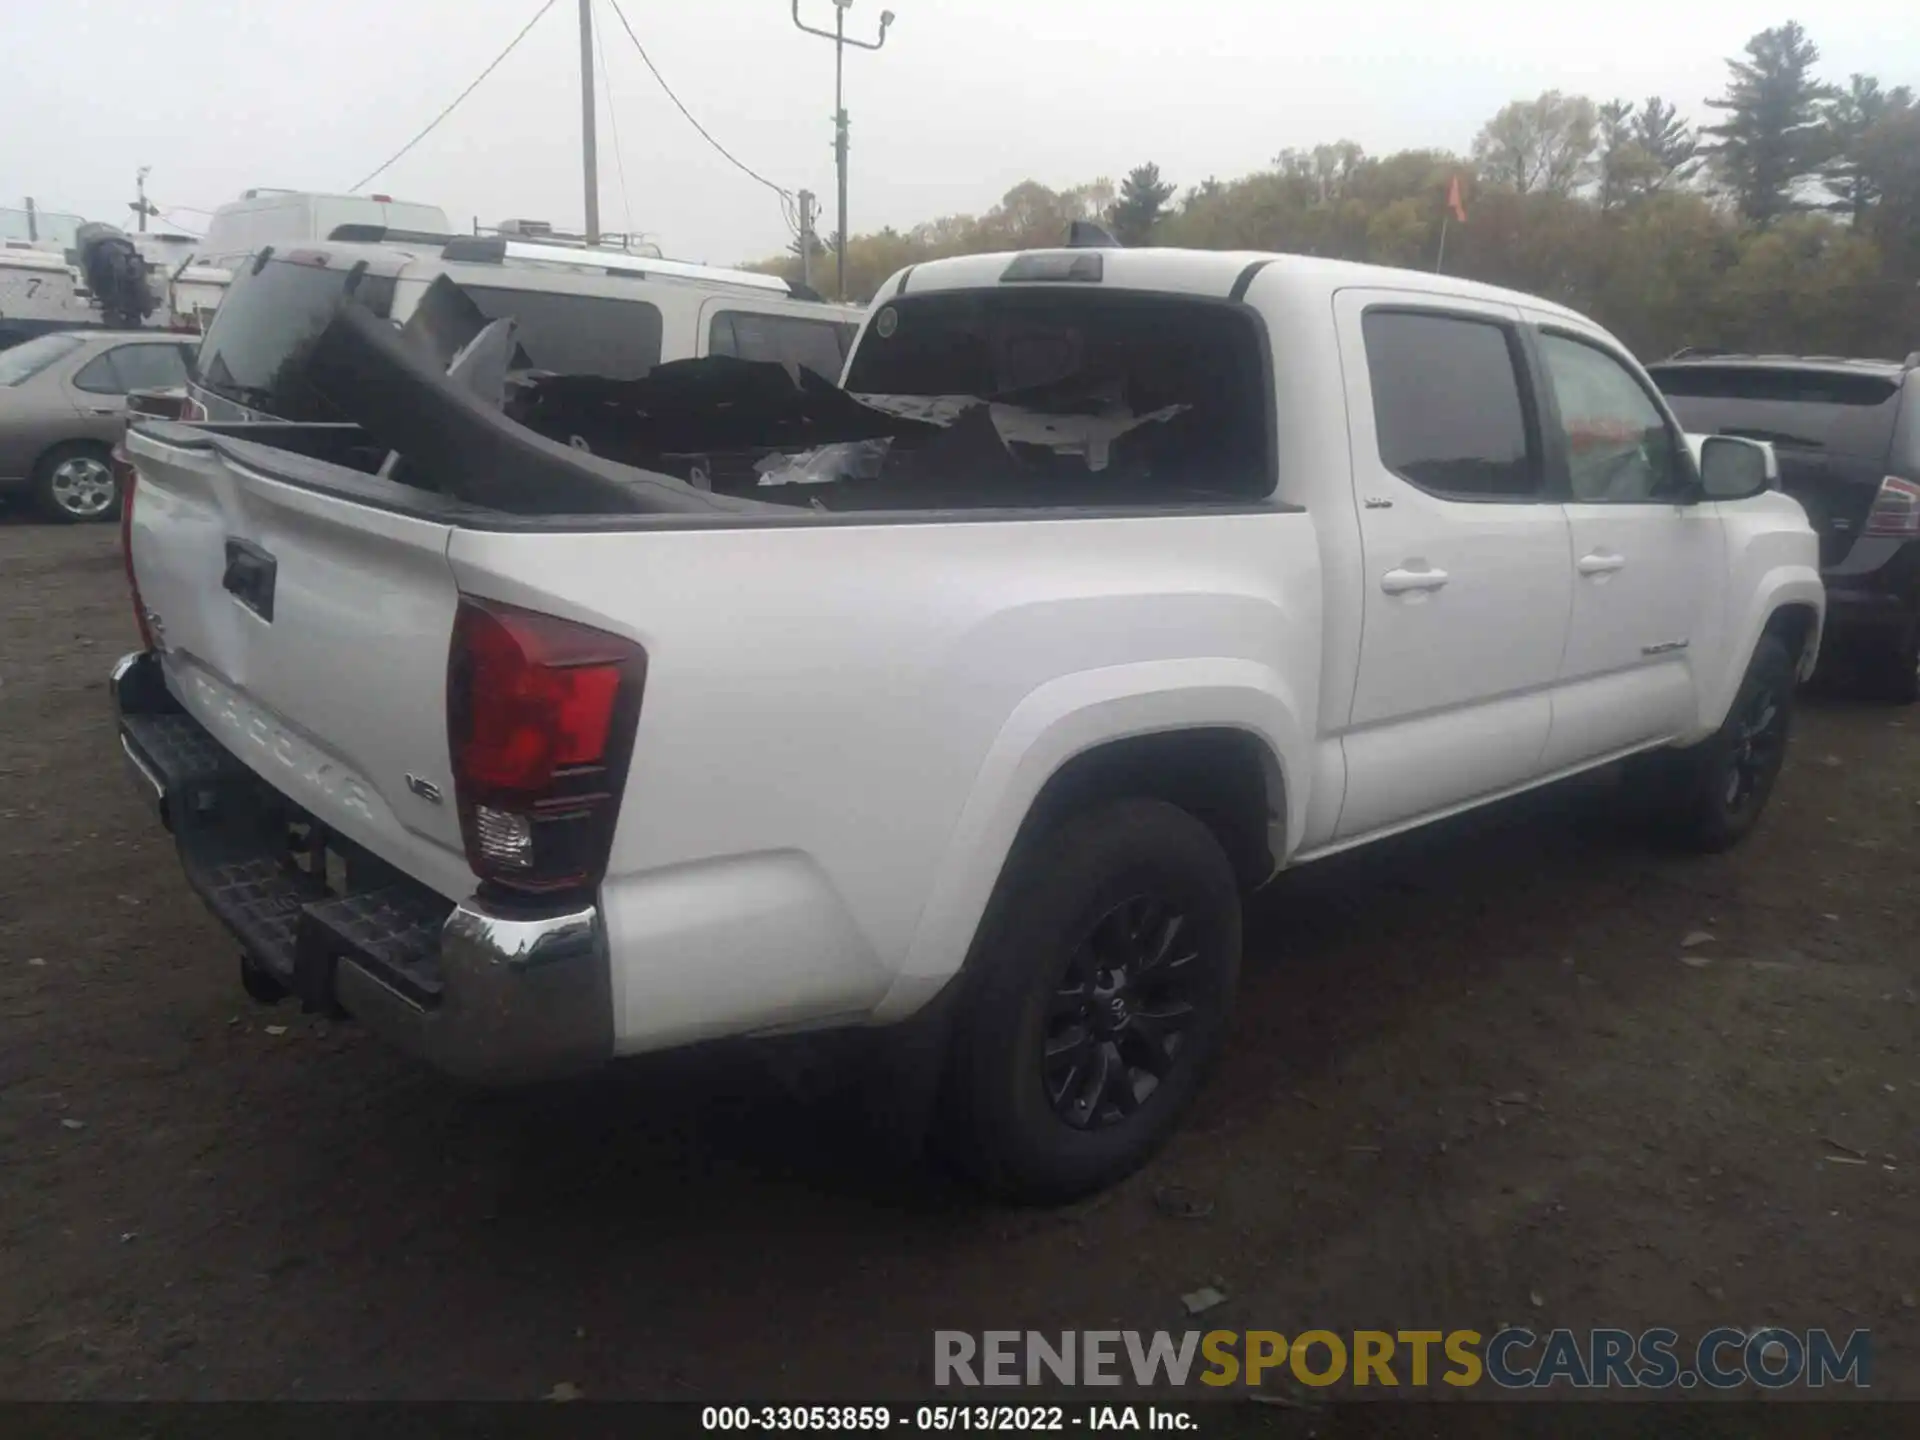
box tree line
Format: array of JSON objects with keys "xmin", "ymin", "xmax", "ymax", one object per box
[{"xmin": 754, "ymin": 20, "xmax": 1919, "ymax": 362}]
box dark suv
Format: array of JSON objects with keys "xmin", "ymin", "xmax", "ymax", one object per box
[{"xmin": 1647, "ymin": 353, "xmax": 1920, "ymax": 702}]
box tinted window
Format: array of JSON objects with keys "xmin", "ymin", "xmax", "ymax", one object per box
[
  {"xmin": 709, "ymin": 310, "xmax": 851, "ymax": 381},
  {"xmin": 464, "ymin": 286, "xmax": 662, "ymax": 380},
  {"xmin": 1538, "ymin": 333, "xmax": 1681, "ymax": 502},
  {"xmin": 1363, "ymin": 311, "xmax": 1537, "ymax": 498},
  {"xmin": 840, "ymin": 290, "xmax": 1274, "ymax": 501},
  {"xmin": 71, "ymin": 352, "xmax": 121, "ymax": 393},
  {"xmin": 73, "ymin": 343, "xmax": 192, "ymax": 394},
  {"xmin": 194, "ymin": 255, "xmax": 396, "ymax": 420},
  {"xmin": 1648, "ymin": 364, "xmax": 1902, "ymax": 461},
  {"xmin": 112, "ymin": 344, "xmax": 193, "ymax": 391},
  {"xmin": 0, "ymin": 331, "xmax": 84, "ymax": 386}
]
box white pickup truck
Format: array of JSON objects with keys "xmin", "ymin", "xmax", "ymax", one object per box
[{"xmin": 113, "ymin": 246, "xmax": 1822, "ymax": 1199}]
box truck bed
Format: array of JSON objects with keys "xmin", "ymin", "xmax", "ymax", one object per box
[{"xmin": 122, "ymin": 417, "xmax": 1320, "ymax": 1054}]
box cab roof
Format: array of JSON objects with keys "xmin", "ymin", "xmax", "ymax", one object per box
[{"xmin": 883, "ymin": 247, "xmax": 1590, "ymax": 324}]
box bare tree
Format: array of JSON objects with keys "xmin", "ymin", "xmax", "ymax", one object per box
[{"xmin": 1473, "ymin": 92, "xmax": 1600, "ymax": 196}]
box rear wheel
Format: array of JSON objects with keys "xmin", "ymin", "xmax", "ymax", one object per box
[
  {"xmin": 33, "ymin": 442, "xmax": 119, "ymax": 524},
  {"xmin": 941, "ymin": 798, "xmax": 1241, "ymax": 1202},
  {"xmin": 1638, "ymin": 635, "xmax": 1796, "ymax": 852}
]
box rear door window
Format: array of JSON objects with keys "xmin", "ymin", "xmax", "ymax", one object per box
[
  {"xmin": 73, "ymin": 343, "xmax": 192, "ymax": 395},
  {"xmin": 463, "ymin": 287, "xmax": 663, "ymax": 380},
  {"xmin": 1362, "ymin": 310, "xmax": 1540, "ymax": 499},
  {"xmin": 709, "ymin": 310, "xmax": 851, "ymax": 381},
  {"xmin": 194, "ymin": 255, "xmax": 396, "ymax": 419},
  {"xmin": 1649, "ymin": 365, "xmax": 1902, "ymax": 461}
]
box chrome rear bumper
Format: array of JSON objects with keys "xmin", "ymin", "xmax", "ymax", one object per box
[{"xmin": 111, "ymin": 649, "xmax": 613, "ymax": 1084}]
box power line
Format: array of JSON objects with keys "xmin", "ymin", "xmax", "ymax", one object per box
[
  {"xmin": 591, "ymin": 0, "xmax": 636, "ymax": 241},
  {"xmin": 602, "ymin": 0, "xmax": 796, "ymax": 218},
  {"xmin": 348, "ymin": 0, "xmax": 561, "ymax": 193}
]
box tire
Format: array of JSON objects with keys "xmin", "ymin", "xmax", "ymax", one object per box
[
  {"xmin": 1862, "ymin": 616, "xmax": 1920, "ymax": 705},
  {"xmin": 941, "ymin": 798, "xmax": 1242, "ymax": 1203},
  {"xmin": 33, "ymin": 442, "xmax": 120, "ymax": 524},
  {"xmin": 1640, "ymin": 635, "xmax": 1796, "ymax": 852},
  {"xmin": 239, "ymin": 953, "xmax": 288, "ymax": 1006}
]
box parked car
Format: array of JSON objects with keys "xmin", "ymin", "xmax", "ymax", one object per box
[
  {"xmin": 113, "ymin": 246, "xmax": 1819, "ymax": 1199},
  {"xmin": 0, "ymin": 329, "xmax": 198, "ymax": 521},
  {"xmin": 185, "ymin": 234, "xmax": 862, "ymax": 427},
  {"xmin": 1648, "ymin": 351, "xmax": 1920, "ymax": 702}
]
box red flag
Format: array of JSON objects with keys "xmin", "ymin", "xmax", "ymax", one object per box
[{"xmin": 1447, "ymin": 175, "xmax": 1468, "ymax": 224}]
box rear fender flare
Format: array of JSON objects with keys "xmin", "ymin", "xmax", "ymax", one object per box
[{"xmin": 872, "ymin": 658, "xmax": 1307, "ymax": 1022}]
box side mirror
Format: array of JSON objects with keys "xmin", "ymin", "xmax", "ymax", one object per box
[{"xmin": 1697, "ymin": 435, "xmax": 1773, "ymax": 501}]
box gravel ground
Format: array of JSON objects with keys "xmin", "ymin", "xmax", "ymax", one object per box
[{"xmin": 1, "ymin": 518, "xmax": 1916, "ymax": 1402}]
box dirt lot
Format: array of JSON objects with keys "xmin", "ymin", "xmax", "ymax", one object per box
[{"xmin": 1, "ymin": 517, "xmax": 1917, "ymax": 1403}]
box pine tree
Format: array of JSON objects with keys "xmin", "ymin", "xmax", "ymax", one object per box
[
  {"xmin": 1108, "ymin": 164, "xmax": 1177, "ymax": 246},
  {"xmin": 1820, "ymin": 74, "xmax": 1916, "ymax": 224},
  {"xmin": 1633, "ymin": 97, "xmax": 1699, "ymax": 190},
  {"xmin": 1701, "ymin": 22, "xmax": 1836, "ymax": 225}
]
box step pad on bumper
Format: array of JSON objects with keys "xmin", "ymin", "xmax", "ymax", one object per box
[
  {"xmin": 122, "ymin": 711, "xmax": 247, "ymax": 788},
  {"xmin": 122, "ymin": 708, "xmax": 454, "ymax": 1011}
]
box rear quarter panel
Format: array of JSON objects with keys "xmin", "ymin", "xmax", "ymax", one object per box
[
  {"xmin": 448, "ymin": 511, "xmax": 1322, "ymax": 1049},
  {"xmin": 0, "ymin": 376, "xmax": 84, "ymax": 482}
]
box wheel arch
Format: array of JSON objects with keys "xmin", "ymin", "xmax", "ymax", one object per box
[
  {"xmin": 1763, "ymin": 601, "xmax": 1821, "ymax": 676},
  {"xmin": 32, "ymin": 434, "xmax": 115, "ymax": 477},
  {"xmin": 874, "ymin": 659, "xmax": 1307, "ymax": 1023},
  {"xmin": 1700, "ymin": 568, "xmax": 1825, "ymax": 730}
]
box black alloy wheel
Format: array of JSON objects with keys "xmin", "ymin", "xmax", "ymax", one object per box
[{"xmin": 1043, "ymin": 894, "xmax": 1204, "ymax": 1130}]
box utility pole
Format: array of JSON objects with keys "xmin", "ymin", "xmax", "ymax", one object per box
[
  {"xmin": 797, "ymin": 189, "xmax": 817, "ymax": 291},
  {"xmin": 791, "ymin": 1, "xmax": 895, "ymax": 300},
  {"xmin": 132, "ymin": 166, "xmax": 154, "ymax": 233},
  {"xmin": 579, "ymin": 0, "xmax": 600, "ymax": 245}
]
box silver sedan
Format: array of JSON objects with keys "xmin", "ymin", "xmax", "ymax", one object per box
[{"xmin": 0, "ymin": 330, "xmax": 198, "ymax": 522}]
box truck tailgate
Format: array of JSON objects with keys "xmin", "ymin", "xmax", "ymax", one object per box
[{"xmin": 126, "ymin": 429, "xmax": 474, "ymax": 901}]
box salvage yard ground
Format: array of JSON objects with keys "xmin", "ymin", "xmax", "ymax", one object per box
[{"xmin": 1, "ymin": 518, "xmax": 1917, "ymax": 1400}]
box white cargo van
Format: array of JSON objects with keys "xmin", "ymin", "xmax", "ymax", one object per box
[{"xmin": 195, "ymin": 190, "xmax": 453, "ymax": 270}]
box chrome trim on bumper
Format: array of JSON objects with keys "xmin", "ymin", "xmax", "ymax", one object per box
[
  {"xmin": 444, "ymin": 900, "xmax": 599, "ymax": 972},
  {"xmin": 119, "ymin": 731, "xmax": 167, "ymax": 819},
  {"xmin": 334, "ymin": 897, "xmax": 613, "ymax": 1086}
]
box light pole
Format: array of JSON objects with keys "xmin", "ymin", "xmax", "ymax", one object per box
[
  {"xmin": 791, "ymin": 0, "xmax": 894, "ymax": 301},
  {"xmin": 578, "ymin": 0, "xmax": 600, "ymax": 245}
]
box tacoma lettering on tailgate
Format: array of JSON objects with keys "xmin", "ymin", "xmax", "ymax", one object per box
[{"xmin": 185, "ymin": 669, "xmax": 376, "ymax": 824}]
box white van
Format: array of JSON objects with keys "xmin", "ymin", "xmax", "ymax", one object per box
[
  {"xmin": 186, "ymin": 234, "xmax": 864, "ymax": 423},
  {"xmin": 195, "ymin": 191, "xmax": 453, "ymax": 270}
]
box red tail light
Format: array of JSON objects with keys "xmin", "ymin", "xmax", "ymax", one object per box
[
  {"xmin": 1864, "ymin": 476, "xmax": 1920, "ymax": 537},
  {"xmin": 447, "ymin": 598, "xmax": 646, "ymax": 897},
  {"xmin": 117, "ymin": 456, "xmax": 154, "ymax": 651}
]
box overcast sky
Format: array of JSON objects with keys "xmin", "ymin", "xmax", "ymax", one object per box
[{"xmin": 4, "ymin": 0, "xmax": 1913, "ymax": 264}]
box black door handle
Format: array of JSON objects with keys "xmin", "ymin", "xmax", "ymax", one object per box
[{"xmin": 223, "ymin": 538, "xmax": 277, "ymax": 622}]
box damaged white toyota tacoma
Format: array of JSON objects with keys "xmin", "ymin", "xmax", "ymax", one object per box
[{"xmin": 113, "ymin": 246, "xmax": 1821, "ymax": 1199}]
